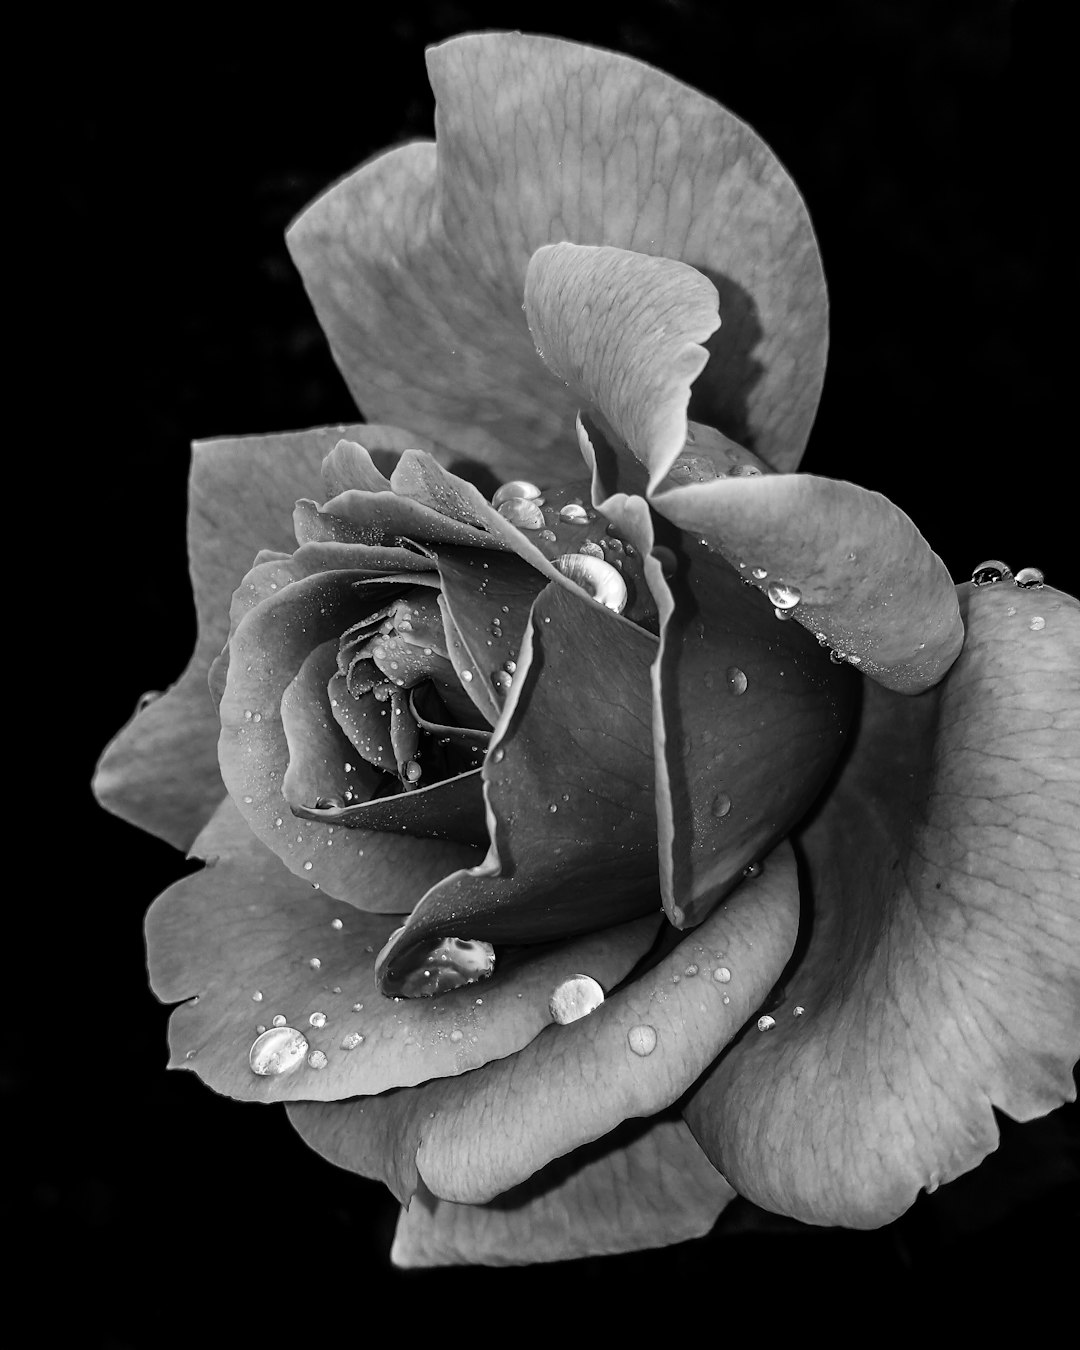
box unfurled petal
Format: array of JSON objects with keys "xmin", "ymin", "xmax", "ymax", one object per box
[
  {"xmin": 150, "ymin": 798, "xmax": 661, "ymax": 1101},
  {"xmin": 291, "ymin": 846, "xmax": 797, "ymax": 1203},
  {"xmin": 684, "ymin": 581, "xmax": 1080, "ymax": 1227},
  {"xmin": 375, "ymin": 579, "xmax": 662, "ymax": 992},
  {"xmin": 288, "ymin": 34, "xmax": 825, "ymax": 480},
  {"xmin": 93, "ymin": 424, "xmax": 368, "ymax": 849},
  {"xmin": 389, "ymin": 1119, "xmax": 735, "ymax": 1267}
]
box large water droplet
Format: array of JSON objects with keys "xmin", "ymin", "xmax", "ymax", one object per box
[
  {"xmin": 725, "ymin": 666, "xmax": 748, "ymax": 695},
  {"xmin": 971, "ymin": 559, "xmax": 1012, "ymax": 586},
  {"xmin": 767, "ymin": 581, "xmax": 802, "ymax": 610},
  {"xmin": 492, "ymin": 480, "xmax": 542, "ymax": 506},
  {"xmin": 498, "ymin": 498, "xmax": 545, "ymax": 530},
  {"xmin": 627, "ymin": 1024, "xmax": 658, "ymax": 1057},
  {"xmin": 491, "ymin": 670, "xmax": 513, "ymax": 692},
  {"xmin": 383, "ymin": 935, "xmax": 496, "ymax": 998},
  {"xmin": 552, "ymin": 553, "xmax": 627, "ymax": 613},
  {"xmin": 549, "ymin": 974, "xmax": 605, "ymax": 1024},
  {"xmin": 1014, "ymin": 566, "xmax": 1045, "ymax": 589},
  {"xmin": 538, "ymin": 528, "xmax": 557, "ymax": 543},
  {"xmin": 559, "ymin": 502, "xmax": 589, "ymax": 524},
  {"xmin": 272, "ymin": 1014, "xmax": 287, "ymax": 1027},
  {"xmin": 756, "ymin": 1016, "xmax": 776, "ymax": 1032},
  {"xmin": 711, "ymin": 792, "xmax": 732, "ymax": 818},
  {"xmin": 249, "ymin": 1026, "xmax": 308, "ymax": 1076},
  {"xmin": 251, "ymin": 990, "xmax": 263, "ymax": 1002},
  {"xmin": 577, "ymin": 540, "xmax": 605, "ymax": 559}
]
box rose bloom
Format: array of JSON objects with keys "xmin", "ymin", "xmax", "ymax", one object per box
[{"xmin": 94, "ymin": 33, "xmax": 1078, "ymax": 1267}]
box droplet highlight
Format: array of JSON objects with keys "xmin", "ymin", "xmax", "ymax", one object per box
[{"xmin": 249, "ymin": 1026, "xmax": 309, "ymax": 1077}]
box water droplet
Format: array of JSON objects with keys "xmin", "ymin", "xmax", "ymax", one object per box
[
  {"xmin": 331, "ymin": 918, "xmax": 343, "ymax": 930},
  {"xmin": 503, "ymin": 660, "xmax": 517, "ymax": 674},
  {"xmin": 751, "ymin": 567, "xmax": 768, "ymax": 580},
  {"xmin": 449, "ymin": 1029, "xmax": 464, "ymax": 1043},
  {"xmin": 1014, "ymin": 566, "xmax": 1045, "ymax": 589},
  {"xmin": 461, "ymin": 670, "xmax": 473, "ymax": 681},
  {"xmin": 552, "ymin": 553, "xmax": 627, "ymax": 613},
  {"xmin": 713, "ymin": 966, "xmax": 732, "ymax": 983},
  {"xmin": 272, "ymin": 1014, "xmax": 287, "ymax": 1027},
  {"xmin": 577, "ymin": 540, "xmax": 605, "ymax": 559},
  {"xmin": 757, "ymin": 1015, "xmax": 776, "ymax": 1032},
  {"xmin": 559, "ymin": 502, "xmax": 589, "ymax": 524},
  {"xmin": 405, "ymin": 760, "xmax": 423, "ymax": 782},
  {"xmin": 627, "ymin": 1024, "xmax": 658, "ymax": 1057},
  {"xmin": 491, "ymin": 670, "xmax": 513, "ymax": 692},
  {"xmin": 725, "ymin": 666, "xmax": 748, "ymax": 695},
  {"xmin": 774, "ymin": 607, "xmax": 792, "ymax": 621},
  {"xmin": 340, "ymin": 1032, "xmax": 364, "ymax": 1050},
  {"xmin": 549, "ymin": 974, "xmax": 605, "ymax": 1024},
  {"xmin": 308, "ymin": 957, "xmax": 321, "ymax": 969},
  {"xmin": 249, "ymin": 1026, "xmax": 308, "ymax": 1076},
  {"xmin": 684, "ymin": 963, "xmax": 699, "ymax": 977},
  {"xmin": 498, "ymin": 497, "xmax": 546, "ymax": 530},
  {"xmin": 971, "ymin": 559, "xmax": 1013, "ymax": 586},
  {"xmin": 1030, "ymin": 615, "xmax": 1046, "ymax": 631},
  {"xmin": 384, "ymin": 936, "xmax": 496, "ymax": 997},
  {"xmin": 351, "ymin": 1002, "xmax": 363, "ymax": 1012},
  {"xmin": 767, "ymin": 582, "xmax": 801, "ymax": 610},
  {"xmin": 829, "ymin": 650, "xmax": 846, "ymax": 664},
  {"xmin": 492, "ymin": 480, "xmax": 542, "ymax": 506},
  {"xmin": 538, "ymin": 529, "xmax": 557, "ymax": 543},
  {"xmin": 729, "ymin": 464, "xmax": 763, "ymax": 477},
  {"xmin": 308, "ymin": 1011, "xmax": 327, "ymax": 1029},
  {"xmin": 793, "ymin": 1005, "xmax": 805, "ymax": 1017},
  {"xmin": 743, "ymin": 861, "xmax": 762, "ymax": 879},
  {"xmin": 711, "ymin": 792, "xmax": 732, "ymax": 818},
  {"xmin": 307, "ymin": 1049, "xmax": 328, "ymax": 1069},
  {"xmin": 251, "ymin": 990, "xmax": 263, "ymax": 1002},
  {"xmin": 256, "ymin": 1024, "xmax": 266, "ymax": 1034},
  {"xmin": 492, "ymin": 746, "xmax": 506, "ymax": 763}
]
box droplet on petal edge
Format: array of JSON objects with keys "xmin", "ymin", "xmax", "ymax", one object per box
[
  {"xmin": 549, "ymin": 974, "xmax": 605, "ymax": 1025},
  {"xmin": 382, "ymin": 936, "xmax": 496, "ymax": 998},
  {"xmin": 498, "ymin": 498, "xmax": 546, "ymax": 530},
  {"xmin": 1014, "ymin": 566, "xmax": 1045, "ymax": 588},
  {"xmin": 766, "ymin": 582, "xmax": 801, "ymax": 610},
  {"xmin": 726, "ymin": 666, "xmax": 748, "ymax": 695},
  {"xmin": 249, "ymin": 1026, "xmax": 308, "ymax": 1076},
  {"xmin": 971, "ymin": 559, "xmax": 1013, "ymax": 586},
  {"xmin": 492, "ymin": 480, "xmax": 542, "ymax": 507},
  {"xmin": 757, "ymin": 1016, "xmax": 776, "ymax": 1032},
  {"xmin": 552, "ymin": 554, "xmax": 627, "ymax": 613}
]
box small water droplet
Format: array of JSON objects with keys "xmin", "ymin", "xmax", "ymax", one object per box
[
  {"xmin": 352, "ymin": 1002, "xmax": 364, "ymax": 1012},
  {"xmin": 549, "ymin": 974, "xmax": 605, "ymax": 1024},
  {"xmin": 774, "ymin": 606, "xmax": 792, "ymax": 621},
  {"xmin": 627, "ymin": 1024, "xmax": 658, "ymax": 1056},
  {"xmin": 559, "ymin": 502, "xmax": 589, "ymax": 523},
  {"xmin": 538, "ymin": 528, "xmax": 557, "ymax": 543},
  {"xmin": 498, "ymin": 497, "xmax": 546, "ymax": 530},
  {"xmin": 272, "ymin": 1014, "xmax": 287, "ymax": 1027},
  {"xmin": 793, "ymin": 1005, "xmax": 805, "ymax": 1017},
  {"xmin": 503, "ymin": 660, "xmax": 517, "ymax": 674},
  {"xmin": 767, "ymin": 582, "xmax": 801, "ymax": 610},
  {"xmin": 751, "ymin": 567, "xmax": 768, "ymax": 580},
  {"xmin": 308, "ymin": 957, "xmax": 321, "ymax": 969},
  {"xmin": 549, "ymin": 802, "xmax": 558, "ymax": 812},
  {"xmin": 491, "ymin": 670, "xmax": 513, "ymax": 692},
  {"xmin": 684, "ymin": 963, "xmax": 699, "ymax": 977},
  {"xmin": 1014, "ymin": 566, "xmax": 1045, "ymax": 589},
  {"xmin": 757, "ymin": 1015, "xmax": 776, "ymax": 1031},
  {"xmin": 829, "ymin": 650, "xmax": 846, "ymax": 664},
  {"xmin": 713, "ymin": 967, "xmax": 732, "ymax": 983},
  {"xmin": 449, "ymin": 1029, "xmax": 464, "ymax": 1043},
  {"xmin": 743, "ymin": 861, "xmax": 762, "ymax": 879},
  {"xmin": 1030, "ymin": 615, "xmax": 1046, "ymax": 631},
  {"xmin": 340, "ymin": 1032, "xmax": 364, "ymax": 1050},
  {"xmin": 307, "ymin": 1049, "xmax": 328, "ymax": 1069},
  {"xmin": 308, "ymin": 1011, "xmax": 327, "ymax": 1028},
  {"xmin": 492, "ymin": 480, "xmax": 542, "ymax": 506},
  {"xmin": 256, "ymin": 1024, "xmax": 266, "ymax": 1034},
  {"xmin": 711, "ymin": 792, "xmax": 732, "ymax": 818},
  {"xmin": 251, "ymin": 990, "xmax": 263, "ymax": 1002},
  {"xmin": 461, "ymin": 670, "xmax": 473, "ymax": 681},
  {"xmin": 971, "ymin": 559, "xmax": 1013, "ymax": 586},
  {"xmin": 331, "ymin": 918, "xmax": 343, "ymax": 930},
  {"xmin": 725, "ymin": 666, "xmax": 748, "ymax": 695},
  {"xmin": 729, "ymin": 464, "xmax": 763, "ymax": 477},
  {"xmin": 249, "ymin": 1026, "xmax": 308, "ymax": 1076},
  {"xmin": 405, "ymin": 760, "xmax": 423, "ymax": 782}
]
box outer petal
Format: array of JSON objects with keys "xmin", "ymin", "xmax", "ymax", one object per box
[
  {"xmin": 149, "ymin": 797, "xmax": 661, "ymax": 1100},
  {"xmin": 390, "ymin": 1119, "xmax": 735, "ymax": 1268},
  {"xmin": 684, "ymin": 581, "xmax": 1080, "ymax": 1226},
  {"xmin": 93, "ymin": 423, "xmax": 369, "ymax": 849},
  {"xmin": 290, "ymin": 845, "xmax": 797, "ymax": 1204},
  {"xmin": 288, "ymin": 33, "xmax": 826, "ymax": 479}
]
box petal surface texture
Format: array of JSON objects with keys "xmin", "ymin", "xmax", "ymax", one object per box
[
  {"xmin": 684, "ymin": 581, "xmax": 1080, "ymax": 1226},
  {"xmin": 287, "ymin": 33, "xmax": 827, "ymax": 481},
  {"xmin": 147, "ymin": 798, "xmax": 661, "ymax": 1100},
  {"xmin": 93, "ymin": 424, "xmax": 371, "ymax": 849},
  {"xmin": 389, "ymin": 1119, "xmax": 735, "ymax": 1267}
]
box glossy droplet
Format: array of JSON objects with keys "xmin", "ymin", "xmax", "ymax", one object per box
[
  {"xmin": 774, "ymin": 607, "xmax": 792, "ymax": 621},
  {"xmin": 713, "ymin": 967, "xmax": 732, "ymax": 983},
  {"xmin": 725, "ymin": 666, "xmax": 748, "ymax": 695},
  {"xmin": 767, "ymin": 581, "xmax": 801, "ymax": 610},
  {"xmin": 249, "ymin": 1026, "xmax": 308, "ymax": 1076},
  {"xmin": 549, "ymin": 974, "xmax": 605, "ymax": 1025},
  {"xmin": 340, "ymin": 1032, "xmax": 364, "ymax": 1050},
  {"xmin": 384, "ymin": 936, "xmax": 496, "ymax": 998},
  {"xmin": 272, "ymin": 1014, "xmax": 287, "ymax": 1027},
  {"xmin": 314, "ymin": 794, "xmax": 344, "ymax": 810},
  {"xmin": 491, "ymin": 669, "xmax": 513, "ymax": 692},
  {"xmin": 793, "ymin": 1005, "xmax": 805, "ymax": 1017},
  {"xmin": 308, "ymin": 957, "xmax": 321, "ymax": 969},
  {"xmin": 559, "ymin": 502, "xmax": 589, "ymax": 523},
  {"xmin": 404, "ymin": 760, "xmax": 423, "ymax": 782},
  {"xmin": 1030, "ymin": 616, "xmax": 1046, "ymax": 631},
  {"xmin": 577, "ymin": 540, "xmax": 605, "ymax": 559},
  {"xmin": 449, "ymin": 1029, "xmax": 464, "ymax": 1043},
  {"xmin": 251, "ymin": 990, "xmax": 263, "ymax": 1003},
  {"xmin": 498, "ymin": 498, "xmax": 545, "ymax": 530},
  {"xmin": 492, "ymin": 746, "xmax": 506, "ymax": 763},
  {"xmin": 751, "ymin": 567, "xmax": 768, "ymax": 580},
  {"xmin": 684, "ymin": 963, "xmax": 699, "ymax": 977},
  {"xmin": 538, "ymin": 529, "xmax": 557, "ymax": 543},
  {"xmin": 331, "ymin": 918, "xmax": 343, "ymax": 930},
  {"xmin": 308, "ymin": 1011, "xmax": 327, "ymax": 1028},
  {"xmin": 757, "ymin": 1015, "xmax": 776, "ymax": 1032},
  {"xmin": 829, "ymin": 650, "xmax": 846, "ymax": 664},
  {"xmin": 352, "ymin": 1003, "xmax": 364, "ymax": 1012},
  {"xmin": 971, "ymin": 559, "xmax": 1013, "ymax": 586},
  {"xmin": 492, "ymin": 480, "xmax": 542, "ymax": 506},
  {"xmin": 552, "ymin": 553, "xmax": 627, "ymax": 613},
  {"xmin": 711, "ymin": 792, "xmax": 732, "ymax": 818},
  {"xmin": 461, "ymin": 670, "xmax": 473, "ymax": 681},
  {"xmin": 627, "ymin": 1024, "xmax": 658, "ymax": 1057},
  {"xmin": 743, "ymin": 861, "xmax": 762, "ymax": 879},
  {"xmin": 307, "ymin": 1050, "xmax": 328, "ymax": 1069},
  {"xmin": 729, "ymin": 464, "xmax": 763, "ymax": 477},
  {"xmin": 1014, "ymin": 566, "xmax": 1045, "ymax": 589}
]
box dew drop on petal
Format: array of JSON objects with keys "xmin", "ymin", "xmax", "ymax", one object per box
[
  {"xmin": 971, "ymin": 559, "xmax": 1013, "ymax": 586},
  {"xmin": 308, "ymin": 1011, "xmax": 327, "ymax": 1028},
  {"xmin": 352, "ymin": 1003, "xmax": 363, "ymax": 1012},
  {"xmin": 549, "ymin": 974, "xmax": 605, "ymax": 1025},
  {"xmin": 729, "ymin": 464, "xmax": 763, "ymax": 477},
  {"xmin": 492, "ymin": 480, "xmax": 542, "ymax": 506},
  {"xmin": 249, "ymin": 1026, "xmax": 308, "ymax": 1076},
  {"xmin": 272, "ymin": 1014, "xmax": 287, "ymax": 1027},
  {"xmin": 492, "ymin": 746, "xmax": 505, "ymax": 763},
  {"xmin": 538, "ymin": 529, "xmax": 557, "ymax": 543},
  {"xmin": 725, "ymin": 666, "xmax": 748, "ymax": 695},
  {"xmin": 461, "ymin": 670, "xmax": 473, "ymax": 682},
  {"xmin": 713, "ymin": 967, "xmax": 732, "ymax": 983},
  {"xmin": 793, "ymin": 1005, "xmax": 806, "ymax": 1017},
  {"xmin": 559, "ymin": 502, "xmax": 589, "ymax": 523},
  {"xmin": 711, "ymin": 792, "xmax": 732, "ymax": 818},
  {"xmin": 307, "ymin": 1050, "xmax": 328, "ymax": 1069},
  {"xmin": 491, "ymin": 670, "xmax": 513, "ymax": 692},
  {"xmin": 767, "ymin": 582, "xmax": 801, "ymax": 610},
  {"xmin": 331, "ymin": 918, "xmax": 343, "ymax": 930},
  {"xmin": 757, "ymin": 1015, "xmax": 776, "ymax": 1032},
  {"xmin": 577, "ymin": 540, "xmax": 605, "ymax": 559},
  {"xmin": 751, "ymin": 567, "xmax": 768, "ymax": 580},
  {"xmin": 743, "ymin": 862, "xmax": 762, "ymax": 879},
  {"xmin": 308, "ymin": 957, "xmax": 321, "ymax": 969},
  {"xmin": 684, "ymin": 963, "xmax": 699, "ymax": 977},
  {"xmin": 1030, "ymin": 616, "xmax": 1046, "ymax": 631},
  {"xmin": 627, "ymin": 1024, "xmax": 658, "ymax": 1057},
  {"xmin": 340, "ymin": 1032, "xmax": 364, "ymax": 1050},
  {"xmin": 498, "ymin": 498, "xmax": 545, "ymax": 530},
  {"xmin": 1015, "ymin": 566, "xmax": 1045, "ymax": 588},
  {"xmin": 449, "ymin": 1029, "xmax": 464, "ymax": 1043}
]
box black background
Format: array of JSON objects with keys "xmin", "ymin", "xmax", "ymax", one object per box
[{"xmin": 44, "ymin": 0, "xmax": 1075, "ymax": 1340}]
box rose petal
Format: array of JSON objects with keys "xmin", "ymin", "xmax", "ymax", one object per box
[
  {"xmin": 320, "ymin": 427, "xmax": 442, "ymax": 496},
  {"xmin": 288, "ymin": 33, "xmax": 825, "ymax": 480},
  {"xmin": 291, "ymin": 844, "xmax": 797, "ymax": 1204},
  {"xmin": 374, "ymin": 579, "xmax": 662, "ymax": 991},
  {"xmin": 150, "ymin": 797, "xmax": 661, "ymax": 1100},
  {"xmin": 389, "ymin": 1118, "xmax": 735, "ymax": 1268},
  {"xmin": 684, "ymin": 582, "xmax": 1080, "ymax": 1227},
  {"xmin": 93, "ymin": 423, "xmax": 368, "ymax": 849},
  {"xmin": 219, "ymin": 569, "xmax": 480, "ymax": 907},
  {"xmin": 654, "ymin": 473, "xmax": 964, "ymax": 693}
]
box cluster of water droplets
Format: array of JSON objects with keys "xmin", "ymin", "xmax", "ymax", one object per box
[{"xmin": 971, "ymin": 560, "xmax": 1047, "ymax": 629}]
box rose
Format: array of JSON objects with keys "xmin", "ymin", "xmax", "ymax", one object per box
[{"xmin": 93, "ymin": 33, "xmax": 1079, "ymax": 1266}]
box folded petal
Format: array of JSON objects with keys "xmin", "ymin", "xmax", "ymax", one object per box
[
  {"xmin": 390, "ymin": 1118, "xmax": 735, "ymax": 1267},
  {"xmin": 93, "ymin": 424, "xmax": 367, "ymax": 849},
  {"xmin": 375, "ymin": 578, "xmax": 662, "ymax": 991},
  {"xmin": 288, "ymin": 33, "xmax": 825, "ymax": 480},
  {"xmin": 684, "ymin": 581, "xmax": 1080, "ymax": 1226},
  {"xmin": 292, "ymin": 845, "xmax": 797, "ymax": 1204},
  {"xmin": 150, "ymin": 798, "xmax": 661, "ymax": 1101}
]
